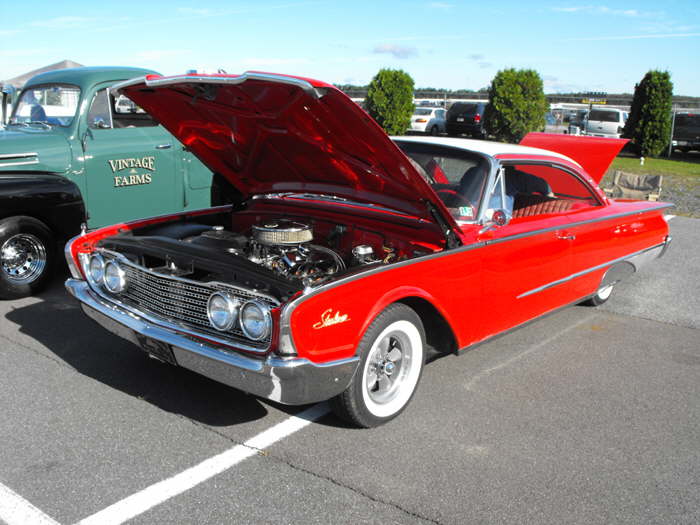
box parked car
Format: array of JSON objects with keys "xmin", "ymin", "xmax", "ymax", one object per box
[
  {"xmin": 0, "ymin": 67, "xmax": 214, "ymax": 299},
  {"xmin": 446, "ymin": 101, "xmax": 488, "ymax": 138},
  {"xmin": 65, "ymin": 72, "xmax": 672, "ymax": 428},
  {"xmin": 584, "ymin": 107, "xmax": 628, "ymax": 138},
  {"xmin": 671, "ymin": 112, "xmax": 700, "ymax": 153},
  {"xmin": 408, "ymin": 107, "xmax": 446, "ymax": 135}
]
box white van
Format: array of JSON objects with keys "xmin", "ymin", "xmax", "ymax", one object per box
[{"xmin": 584, "ymin": 108, "xmax": 628, "ymax": 138}]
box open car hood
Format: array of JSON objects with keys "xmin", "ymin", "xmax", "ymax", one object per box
[
  {"xmin": 520, "ymin": 132, "xmax": 627, "ymax": 184},
  {"xmin": 114, "ymin": 72, "xmax": 451, "ymax": 224}
]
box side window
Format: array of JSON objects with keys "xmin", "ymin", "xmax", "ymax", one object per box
[
  {"xmin": 484, "ymin": 168, "xmax": 509, "ymax": 219},
  {"xmin": 87, "ymin": 89, "xmax": 112, "ymax": 129},
  {"xmin": 506, "ymin": 163, "xmax": 600, "ymax": 218},
  {"xmin": 112, "ymin": 93, "xmax": 158, "ymax": 128}
]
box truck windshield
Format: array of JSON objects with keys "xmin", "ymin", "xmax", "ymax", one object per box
[{"xmin": 10, "ymin": 84, "xmax": 81, "ymax": 127}]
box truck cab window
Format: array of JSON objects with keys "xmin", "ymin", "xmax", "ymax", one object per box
[{"xmin": 87, "ymin": 89, "xmax": 112, "ymax": 129}]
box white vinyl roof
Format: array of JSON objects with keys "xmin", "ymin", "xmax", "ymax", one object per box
[{"xmin": 392, "ymin": 136, "xmax": 581, "ymax": 167}]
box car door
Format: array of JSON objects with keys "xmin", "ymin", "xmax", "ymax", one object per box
[
  {"xmin": 473, "ymin": 164, "xmax": 578, "ymax": 339},
  {"xmin": 81, "ymin": 86, "xmax": 180, "ymax": 228}
]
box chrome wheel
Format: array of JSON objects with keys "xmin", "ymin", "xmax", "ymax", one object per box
[
  {"xmin": 361, "ymin": 319, "xmax": 423, "ymax": 418},
  {"xmin": 1, "ymin": 233, "xmax": 47, "ymax": 284},
  {"xmin": 597, "ymin": 284, "xmax": 614, "ymax": 301}
]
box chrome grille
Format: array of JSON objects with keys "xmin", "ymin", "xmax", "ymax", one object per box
[{"xmin": 117, "ymin": 262, "xmax": 276, "ymax": 349}]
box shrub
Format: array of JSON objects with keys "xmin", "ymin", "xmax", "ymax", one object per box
[
  {"xmin": 484, "ymin": 68, "xmax": 548, "ymax": 143},
  {"xmin": 623, "ymin": 70, "xmax": 673, "ymax": 157},
  {"xmin": 365, "ymin": 69, "xmax": 415, "ymax": 135}
]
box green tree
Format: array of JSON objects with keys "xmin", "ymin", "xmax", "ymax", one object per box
[
  {"xmin": 365, "ymin": 69, "xmax": 415, "ymax": 135},
  {"xmin": 623, "ymin": 70, "xmax": 673, "ymax": 157},
  {"xmin": 484, "ymin": 68, "xmax": 548, "ymax": 143}
]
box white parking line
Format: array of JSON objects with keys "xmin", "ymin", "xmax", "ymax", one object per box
[
  {"xmin": 75, "ymin": 403, "xmax": 329, "ymax": 525},
  {"xmin": 0, "ymin": 481, "xmax": 60, "ymax": 525},
  {"xmin": 664, "ymin": 214, "xmax": 676, "ymax": 221}
]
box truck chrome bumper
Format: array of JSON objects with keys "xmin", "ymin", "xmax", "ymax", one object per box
[{"xmin": 65, "ymin": 279, "xmax": 358, "ymax": 405}]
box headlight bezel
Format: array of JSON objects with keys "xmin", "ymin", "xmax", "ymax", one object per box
[
  {"xmin": 207, "ymin": 291, "xmax": 240, "ymax": 332},
  {"xmin": 240, "ymin": 300, "xmax": 272, "ymax": 341},
  {"xmin": 103, "ymin": 260, "xmax": 127, "ymax": 293}
]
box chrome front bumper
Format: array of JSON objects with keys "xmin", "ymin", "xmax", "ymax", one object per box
[{"xmin": 65, "ymin": 279, "xmax": 359, "ymax": 405}]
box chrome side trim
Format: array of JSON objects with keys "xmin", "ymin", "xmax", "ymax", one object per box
[
  {"xmin": 112, "ymin": 72, "xmax": 319, "ymax": 99},
  {"xmin": 0, "ymin": 151, "xmax": 39, "ymax": 168},
  {"xmin": 278, "ymin": 203, "xmax": 673, "ymax": 355},
  {"xmin": 517, "ymin": 239, "xmax": 668, "ymax": 299},
  {"xmin": 66, "ymin": 279, "xmax": 359, "ymax": 405},
  {"xmin": 0, "ymin": 152, "xmax": 38, "ymax": 159}
]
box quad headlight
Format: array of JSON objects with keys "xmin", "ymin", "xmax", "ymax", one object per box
[
  {"xmin": 240, "ymin": 300, "xmax": 271, "ymax": 341},
  {"xmin": 88, "ymin": 254, "xmax": 105, "ymax": 284},
  {"xmin": 207, "ymin": 292, "xmax": 240, "ymax": 332},
  {"xmin": 104, "ymin": 260, "xmax": 127, "ymax": 293}
]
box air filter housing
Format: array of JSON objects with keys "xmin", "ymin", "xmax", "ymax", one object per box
[{"xmin": 252, "ymin": 220, "xmax": 313, "ymax": 245}]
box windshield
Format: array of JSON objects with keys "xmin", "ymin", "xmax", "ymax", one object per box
[
  {"xmin": 588, "ymin": 110, "xmax": 620, "ymax": 123},
  {"xmin": 10, "ymin": 84, "xmax": 81, "ymax": 127},
  {"xmin": 414, "ymin": 108, "xmax": 433, "ymax": 116}
]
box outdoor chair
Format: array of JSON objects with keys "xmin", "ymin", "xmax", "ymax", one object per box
[{"xmin": 604, "ymin": 171, "xmax": 662, "ymax": 201}]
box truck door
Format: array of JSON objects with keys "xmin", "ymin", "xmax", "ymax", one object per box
[{"xmin": 81, "ymin": 87, "xmax": 181, "ymax": 229}]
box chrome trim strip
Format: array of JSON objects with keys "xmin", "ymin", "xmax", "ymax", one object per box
[
  {"xmin": 0, "ymin": 152, "xmax": 38, "ymax": 159},
  {"xmin": 112, "ymin": 71, "xmax": 319, "ymax": 99},
  {"xmin": 516, "ymin": 240, "xmax": 667, "ymax": 299},
  {"xmin": 0, "ymin": 159, "xmax": 40, "ymax": 168},
  {"xmin": 65, "ymin": 279, "xmax": 359, "ymax": 405},
  {"xmin": 278, "ymin": 202, "xmax": 673, "ymax": 355}
]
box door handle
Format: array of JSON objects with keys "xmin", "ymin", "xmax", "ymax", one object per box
[
  {"xmin": 557, "ymin": 233, "xmax": 576, "ymax": 240},
  {"xmin": 155, "ymin": 143, "xmax": 172, "ymax": 149}
]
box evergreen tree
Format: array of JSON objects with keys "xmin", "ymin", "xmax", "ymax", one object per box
[
  {"xmin": 484, "ymin": 68, "xmax": 548, "ymax": 143},
  {"xmin": 365, "ymin": 69, "xmax": 415, "ymax": 135},
  {"xmin": 624, "ymin": 71, "xmax": 673, "ymax": 157}
]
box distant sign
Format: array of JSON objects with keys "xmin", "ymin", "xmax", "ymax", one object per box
[
  {"xmin": 582, "ymin": 92, "xmax": 607, "ymax": 105},
  {"xmin": 582, "ymin": 98, "xmax": 607, "ymax": 104}
]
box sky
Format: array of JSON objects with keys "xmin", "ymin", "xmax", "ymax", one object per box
[{"xmin": 1, "ymin": 0, "xmax": 699, "ymax": 95}]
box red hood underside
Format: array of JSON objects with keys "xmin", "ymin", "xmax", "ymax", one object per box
[
  {"xmin": 520, "ymin": 132, "xmax": 627, "ymax": 184},
  {"xmin": 115, "ymin": 72, "xmax": 449, "ymax": 224}
]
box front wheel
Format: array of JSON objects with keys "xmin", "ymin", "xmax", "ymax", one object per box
[
  {"xmin": 0, "ymin": 216, "xmax": 55, "ymax": 299},
  {"xmin": 331, "ymin": 304, "xmax": 425, "ymax": 428}
]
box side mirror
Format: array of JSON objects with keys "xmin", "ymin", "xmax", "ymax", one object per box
[
  {"xmin": 492, "ymin": 209, "xmax": 511, "ymax": 226},
  {"xmin": 92, "ymin": 117, "xmax": 110, "ymax": 129},
  {"xmin": 479, "ymin": 209, "xmax": 511, "ymax": 234}
]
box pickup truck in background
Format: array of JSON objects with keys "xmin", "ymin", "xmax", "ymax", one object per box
[
  {"xmin": 672, "ymin": 112, "xmax": 700, "ymax": 153},
  {"xmin": 0, "ymin": 66, "xmax": 215, "ymax": 298}
]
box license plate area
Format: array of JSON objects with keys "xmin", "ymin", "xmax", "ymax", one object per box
[
  {"xmin": 456, "ymin": 117, "xmax": 464, "ymax": 122},
  {"xmin": 136, "ymin": 334, "xmax": 177, "ymax": 365}
]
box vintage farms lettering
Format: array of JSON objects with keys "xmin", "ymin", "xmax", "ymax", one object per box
[{"xmin": 108, "ymin": 156, "xmax": 155, "ymax": 187}]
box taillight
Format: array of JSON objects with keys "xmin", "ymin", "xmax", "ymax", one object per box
[
  {"xmin": 474, "ymin": 114, "xmax": 481, "ymax": 123},
  {"xmin": 416, "ymin": 118, "xmax": 428, "ymax": 123}
]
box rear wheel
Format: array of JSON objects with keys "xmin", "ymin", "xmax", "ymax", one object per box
[
  {"xmin": 584, "ymin": 283, "xmax": 614, "ymax": 306},
  {"xmin": 430, "ymin": 126, "xmax": 439, "ymax": 136},
  {"xmin": 0, "ymin": 216, "xmax": 55, "ymax": 299},
  {"xmin": 331, "ymin": 304, "xmax": 425, "ymax": 428}
]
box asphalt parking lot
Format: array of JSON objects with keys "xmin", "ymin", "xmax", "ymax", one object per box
[{"xmin": 1, "ymin": 216, "xmax": 698, "ymax": 525}]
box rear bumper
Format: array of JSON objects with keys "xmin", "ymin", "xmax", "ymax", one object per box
[
  {"xmin": 446, "ymin": 122, "xmax": 482, "ymax": 135},
  {"xmin": 65, "ymin": 279, "xmax": 359, "ymax": 405}
]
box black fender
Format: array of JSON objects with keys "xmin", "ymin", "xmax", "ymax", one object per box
[{"xmin": 0, "ymin": 173, "xmax": 86, "ymax": 241}]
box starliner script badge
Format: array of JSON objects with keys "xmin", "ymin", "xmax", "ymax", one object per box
[{"xmin": 313, "ymin": 309, "xmax": 350, "ymax": 330}]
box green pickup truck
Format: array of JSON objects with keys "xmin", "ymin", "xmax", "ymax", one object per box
[{"xmin": 0, "ymin": 66, "xmax": 215, "ymax": 298}]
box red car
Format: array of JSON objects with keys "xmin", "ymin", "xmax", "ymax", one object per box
[{"xmin": 65, "ymin": 72, "xmax": 672, "ymax": 427}]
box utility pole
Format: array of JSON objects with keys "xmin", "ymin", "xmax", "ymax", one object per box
[{"xmin": 667, "ymin": 105, "xmax": 677, "ymax": 158}]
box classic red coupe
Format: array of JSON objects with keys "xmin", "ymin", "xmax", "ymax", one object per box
[{"xmin": 65, "ymin": 72, "xmax": 671, "ymax": 427}]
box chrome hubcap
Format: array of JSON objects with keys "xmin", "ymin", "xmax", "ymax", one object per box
[
  {"xmin": 365, "ymin": 331, "xmax": 412, "ymax": 405},
  {"xmin": 1, "ymin": 233, "xmax": 47, "ymax": 284}
]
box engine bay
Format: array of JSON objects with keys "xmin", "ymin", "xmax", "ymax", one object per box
[{"xmin": 97, "ymin": 205, "xmax": 445, "ymax": 302}]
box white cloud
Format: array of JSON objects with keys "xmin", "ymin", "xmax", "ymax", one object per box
[
  {"xmin": 0, "ymin": 29, "xmax": 20, "ymax": 37},
  {"xmin": 552, "ymin": 6, "xmax": 658, "ymax": 18},
  {"xmin": 134, "ymin": 49, "xmax": 192, "ymax": 61},
  {"xmin": 428, "ymin": 2, "xmax": 454, "ymax": 9},
  {"xmin": 373, "ymin": 43, "xmax": 418, "ymax": 59},
  {"xmin": 240, "ymin": 57, "xmax": 311, "ymax": 66},
  {"xmin": 30, "ymin": 16, "xmax": 95, "ymax": 29},
  {"xmin": 566, "ymin": 32, "xmax": 700, "ymax": 41},
  {"xmin": 176, "ymin": 7, "xmax": 214, "ymax": 16}
]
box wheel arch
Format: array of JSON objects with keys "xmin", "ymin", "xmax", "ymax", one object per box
[{"xmin": 359, "ymin": 286, "xmax": 458, "ymax": 356}]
